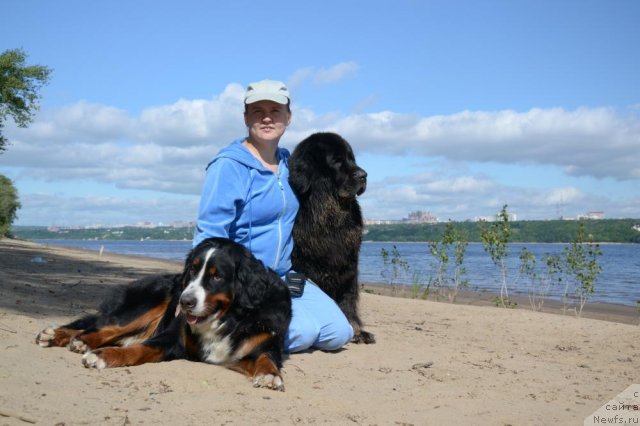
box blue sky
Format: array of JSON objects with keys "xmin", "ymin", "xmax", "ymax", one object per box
[{"xmin": 1, "ymin": 0, "xmax": 639, "ymax": 226}]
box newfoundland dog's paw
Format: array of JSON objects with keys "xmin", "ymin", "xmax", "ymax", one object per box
[{"xmin": 352, "ymin": 330, "xmax": 375, "ymax": 344}]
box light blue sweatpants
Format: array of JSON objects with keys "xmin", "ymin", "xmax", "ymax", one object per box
[{"xmin": 284, "ymin": 280, "xmax": 354, "ymax": 353}]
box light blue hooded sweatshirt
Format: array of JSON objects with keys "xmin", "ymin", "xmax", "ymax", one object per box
[{"xmin": 193, "ymin": 138, "xmax": 299, "ymax": 277}]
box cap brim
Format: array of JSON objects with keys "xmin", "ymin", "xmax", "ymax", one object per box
[{"xmin": 244, "ymin": 94, "xmax": 289, "ymax": 105}]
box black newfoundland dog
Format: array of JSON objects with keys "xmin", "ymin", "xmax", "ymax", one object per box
[
  {"xmin": 36, "ymin": 237, "xmax": 291, "ymax": 391},
  {"xmin": 289, "ymin": 132, "xmax": 375, "ymax": 344}
]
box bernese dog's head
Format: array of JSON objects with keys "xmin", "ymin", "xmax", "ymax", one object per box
[{"xmin": 178, "ymin": 237, "xmax": 284, "ymax": 327}]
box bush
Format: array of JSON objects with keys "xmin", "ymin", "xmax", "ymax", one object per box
[
  {"xmin": 561, "ymin": 223, "xmax": 603, "ymax": 316},
  {"xmin": 429, "ymin": 221, "xmax": 469, "ymax": 302},
  {"xmin": 0, "ymin": 175, "xmax": 21, "ymax": 237},
  {"xmin": 480, "ymin": 205, "xmax": 512, "ymax": 307}
]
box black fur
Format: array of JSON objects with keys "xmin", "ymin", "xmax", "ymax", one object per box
[
  {"xmin": 289, "ymin": 132, "xmax": 375, "ymax": 344},
  {"xmin": 36, "ymin": 237, "xmax": 292, "ymax": 391}
]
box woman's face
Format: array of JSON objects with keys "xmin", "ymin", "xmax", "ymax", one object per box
[{"xmin": 244, "ymin": 100, "xmax": 291, "ymax": 145}]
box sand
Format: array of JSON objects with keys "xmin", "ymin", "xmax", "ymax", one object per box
[{"xmin": 0, "ymin": 237, "xmax": 638, "ymax": 425}]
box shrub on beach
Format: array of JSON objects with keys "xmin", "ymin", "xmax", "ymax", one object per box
[
  {"xmin": 380, "ymin": 245, "xmax": 410, "ymax": 294},
  {"xmin": 516, "ymin": 247, "xmax": 562, "ymax": 311},
  {"xmin": 515, "ymin": 223, "xmax": 603, "ymax": 316},
  {"xmin": 480, "ymin": 205, "xmax": 513, "ymax": 308},
  {"xmin": 429, "ymin": 221, "xmax": 469, "ymax": 302},
  {"xmin": 0, "ymin": 174, "xmax": 21, "ymax": 238},
  {"xmin": 560, "ymin": 223, "xmax": 603, "ymax": 316}
]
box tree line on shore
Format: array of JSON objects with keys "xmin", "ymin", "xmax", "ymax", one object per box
[{"xmin": 366, "ymin": 218, "xmax": 640, "ymax": 243}]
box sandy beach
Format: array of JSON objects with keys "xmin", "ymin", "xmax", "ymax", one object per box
[{"xmin": 0, "ymin": 237, "xmax": 638, "ymax": 425}]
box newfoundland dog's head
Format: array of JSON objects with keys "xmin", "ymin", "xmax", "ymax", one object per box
[{"xmin": 289, "ymin": 132, "xmax": 367, "ymax": 201}]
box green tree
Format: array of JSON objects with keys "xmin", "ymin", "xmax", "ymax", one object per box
[
  {"xmin": 0, "ymin": 175, "xmax": 21, "ymax": 237},
  {"xmin": 480, "ymin": 205, "xmax": 513, "ymax": 307},
  {"xmin": 517, "ymin": 247, "xmax": 562, "ymax": 311},
  {"xmin": 0, "ymin": 48, "xmax": 52, "ymax": 152},
  {"xmin": 380, "ymin": 245, "xmax": 410, "ymax": 293},
  {"xmin": 561, "ymin": 223, "xmax": 603, "ymax": 316},
  {"xmin": 429, "ymin": 221, "xmax": 469, "ymax": 302}
]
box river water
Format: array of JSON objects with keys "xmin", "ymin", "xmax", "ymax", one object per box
[{"xmin": 35, "ymin": 239, "xmax": 639, "ymax": 307}]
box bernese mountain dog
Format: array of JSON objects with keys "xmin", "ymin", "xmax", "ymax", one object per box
[{"xmin": 35, "ymin": 237, "xmax": 292, "ymax": 391}]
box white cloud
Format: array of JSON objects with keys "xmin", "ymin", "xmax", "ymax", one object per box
[
  {"xmin": 136, "ymin": 83, "xmax": 245, "ymax": 146},
  {"xmin": 360, "ymin": 174, "xmax": 599, "ymax": 222},
  {"xmin": 352, "ymin": 94, "xmax": 378, "ymax": 113},
  {"xmin": 15, "ymin": 192, "xmax": 200, "ymax": 227},
  {"xmin": 1, "ymin": 85, "xmax": 639, "ymax": 225},
  {"xmin": 423, "ymin": 176, "xmax": 495, "ymax": 193},
  {"xmin": 287, "ymin": 62, "xmax": 359, "ymax": 89},
  {"xmin": 542, "ymin": 187, "xmax": 584, "ymax": 205},
  {"xmin": 23, "ymin": 102, "xmax": 134, "ymax": 144},
  {"xmin": 332, "ymin": 107, "xmax": 640, "ymax": 180},
  {"xmin": 288, "ymin": 67, "xmax": 315, "ymax": 90},
  {"xmin": 313, "ymin": 62, "xmax": 359, "ymax": 84},
  {"xmin": 1, "ymin": 85, "xmax": 249, "ymax": 197}
]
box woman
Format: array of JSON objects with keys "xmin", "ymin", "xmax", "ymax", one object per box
[{"xmin": 193, "ymin": 79, "xmax": 353, "ymax": 352}]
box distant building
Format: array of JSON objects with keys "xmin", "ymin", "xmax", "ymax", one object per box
[
  {"xmin": 405, "ymin": 210, "xmax": 438, "ymax": 224},
  {"xmin": 474, "ymin": 216, "xmax": 495, "ymax": 222},
  {"xmin": 365, "ymin": 210, "xmax": 439, "ymax": 225},
  {"xmin": 170, "ymin": 221, "xmax": 196, "ymax": 228},
  {"xmin": 474, "ymin": 212, "xmax": 518, "ymax": 222},
  {"xmin": 136, "ymin": 221, "xmax": 156, "ymax": 228},
  {"xmin": 577, "ymin": 211, "xmax": 605, "ymax": 220},
  {"xmin": 364, "ymin": 218, "xmax": 403, "ymax": 225}
]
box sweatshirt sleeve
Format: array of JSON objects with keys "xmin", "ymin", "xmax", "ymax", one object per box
[{"xmin": 193, "ymin": 157, "xmax": 249, "ymax": 247}]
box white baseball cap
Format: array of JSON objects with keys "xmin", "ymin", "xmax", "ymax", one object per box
[{"xmin": 244, "ymin": 79, "xmax": 290, "ymax": 105}]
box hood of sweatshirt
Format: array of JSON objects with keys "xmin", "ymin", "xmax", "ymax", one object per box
[
  {"xmin": 194, "ymin": 138, "xmax": 298, "ymax": 277},
  {"xmin": 208, "ymin": 138, "xmax": 282, "ymax": 171}
]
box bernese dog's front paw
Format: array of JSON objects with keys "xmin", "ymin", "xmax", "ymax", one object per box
[
  {"xmin": 82, "ymin": 351, "xmax": 107, "ymax": 369},
  {"xmin": 35, "ymin": 327, "xmax": 56, "ymax": 347},
  {"xmin": 252, "ymin": 372, "xmax": 285, "ymax": 391},
  {"xmin": 68, "ymin": 338, "xmax": 89, "ymax": 353}
]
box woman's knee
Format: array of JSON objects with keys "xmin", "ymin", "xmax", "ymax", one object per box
[
  {"xmin": 285, "ymin": 311, "xmax": 321, "ymax": 353},
  {"xmin": 314, "ymin": 319, "xmax": 354, "ymax": 351},
  {"xmin": 286, "ymin": 284, "xmax": 354, "ymax": 352}
]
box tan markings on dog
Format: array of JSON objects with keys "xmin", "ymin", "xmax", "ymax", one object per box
[
  {"xmin": 205, "ymin": 292, "xmax": 231, "ymax": 319},
  {"xmin": 77, "ymin": 300, "xmax": 169, "ymax": 349},
  {"xmin": 36, "ymin": 327, "xmax": 83, "ymax": 347},
  {"xmin": 230, "ymin": 352, "xmax": 284, "ymax": 390},
  {"xmin": 229, "ymin": 352, "xmax": 279, "ymax": 378},
  {"xmin": 236, "ymin": 332, "xmax": 274, "ymax": 359},
  {"xmin": 253, "ymin": 352, "xmax": 279, "ymax": 377},
  {"xmin": 208, "ymin": 265, "xmax": 217, "ymax": 277},
  {"xmin": 91, "ymin": 344, "xmax": 166, "ymax": 367},
  {"xmin": 53, "ymin": 328, "xmax": 83, "ymax": 346}
]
